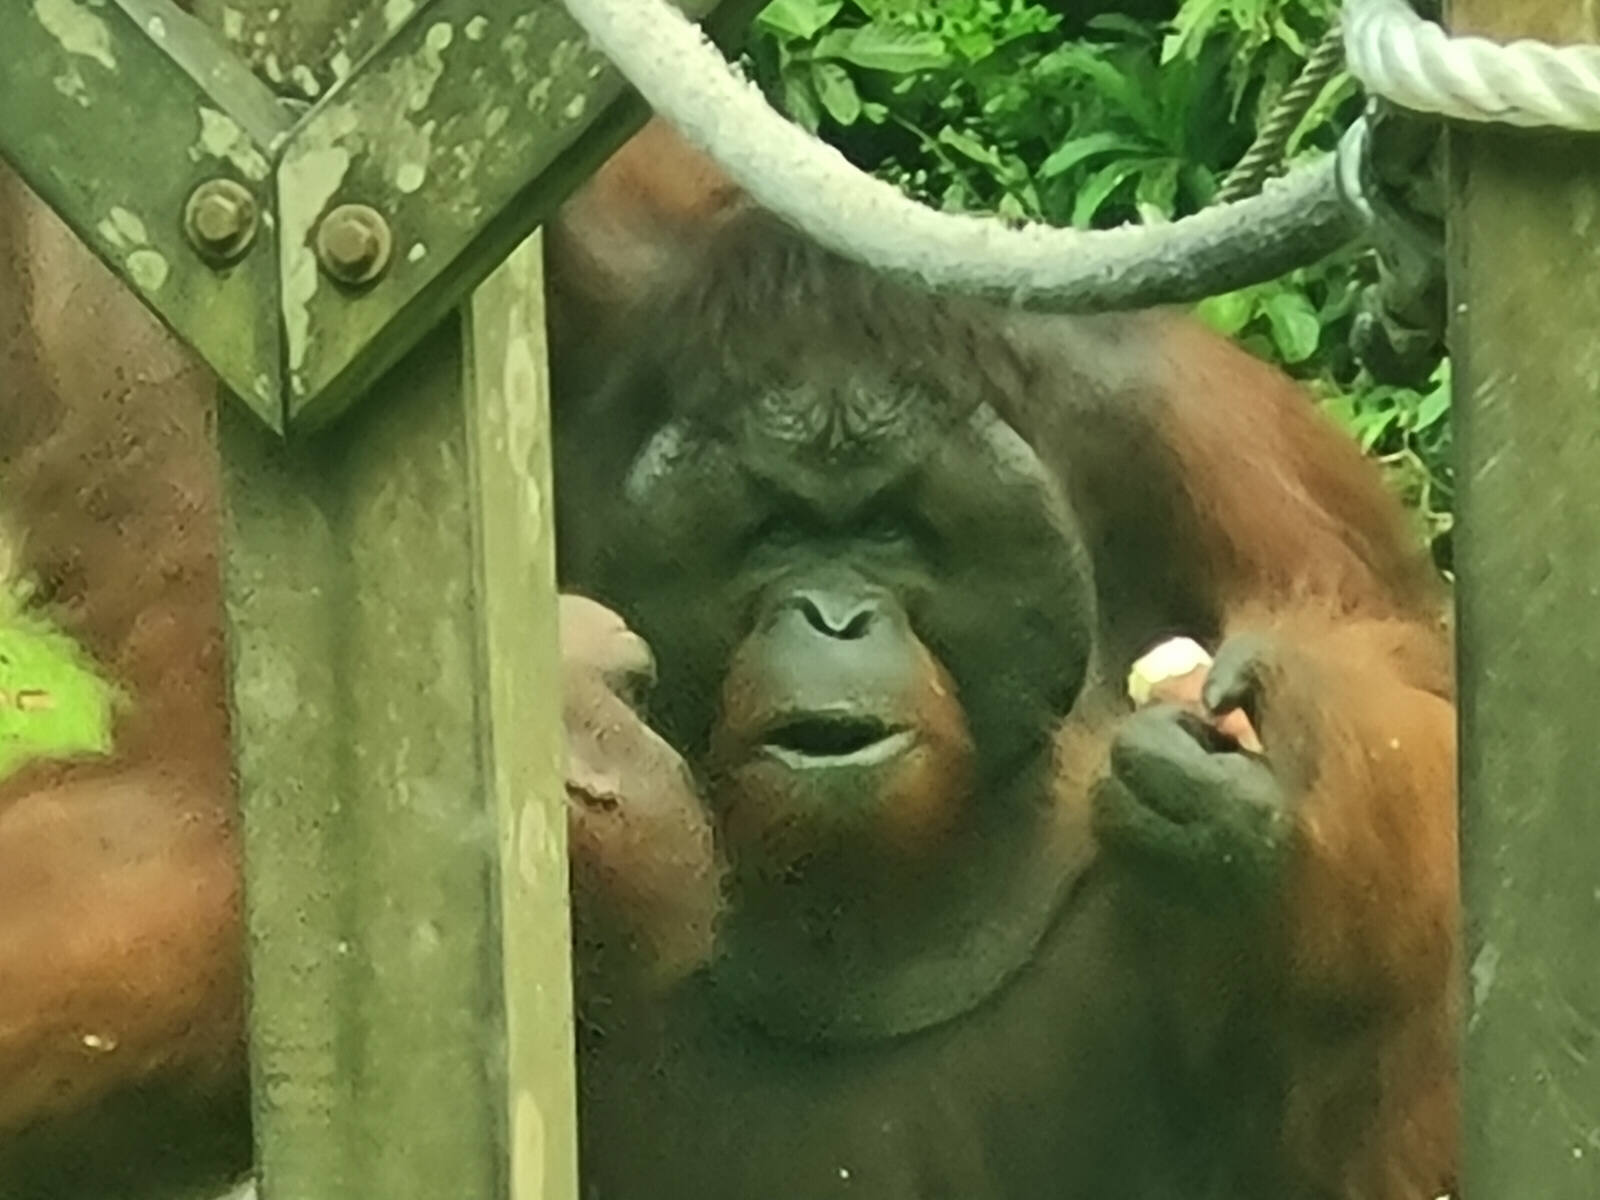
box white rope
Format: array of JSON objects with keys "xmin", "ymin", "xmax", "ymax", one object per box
[
  {"xmin": 556, "ymin": 0, "xmax": 1353, "ymax": 308},
  {"xmin": 555, "ymin": 0, "xmax": 1600, "ymax": 306},
  {"xmin": 1344, "ymin": 0, "xmax": 1600, "ymax": 130}
]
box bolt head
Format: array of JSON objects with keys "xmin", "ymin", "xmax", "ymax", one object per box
[
  {"xmin": 183, "ymin": 179, "xmax": 257, "ymax": 265},
  {"xmin": 315, "ymin": 203, "xmax": 392, "ymax": 286}
]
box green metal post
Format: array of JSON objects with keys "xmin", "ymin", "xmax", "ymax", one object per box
[
  {"xmin": 208, "ymin": 3, "xmax": 578, "ymax": 1195},
  {"xmin": 221, "ymin": 237, "xmax": 576, "ymax": 1200},
  {"xmin": 1448, "ymin": 1, "xmax": 1600, "ymax": 1192}
]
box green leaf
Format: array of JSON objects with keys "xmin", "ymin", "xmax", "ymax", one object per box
[
  {"xmin": 1085, "ymin": 14, "xmax": 1154, "ymax": 41},
  {"xmin": 1134, "ymin": 157, "xmax": 1182, "ymax": 217},
  {"xmin": 815, "ymin": 25, "xmax": 952, "ymax": 73},
  {"xmin": 1071, "ymin": 159, "xmax": 1147, "ymax": 227},
  {"xmin": 997, "ymin": 191, "xmax": 1029, "ymax": 221},
  {"xmin": 949, "ymin": 27, "xmax": 996, "ymax": 61},
  {"xmin": 1319, "ymin": 392, "xmax": 1360, "ymax": 434},
  {"xmin": 1047, "ymin": 48, "xmax": 1161, "ymax": 135},
  {"xmin": 1358, "ymin": 407, "xmax": 1400, "ymax": 451},
  {"xmin": 1260, "ymin": 289, "xmax": 1322, "ymax": 363},
  {"xmin": 1194, "ymin": 288, "xmax": 1258, "ymax": 337},
  {"xmin": 1285, "ymin": 71, "xmax": 1357, "ymax": 157},
  {"xmin": 756, "ymin": 0, "xmax": 844, "ymax": 41},
  {"xmin": 1270, "ymin": 15, "xmax": 1307, "ymax": 58},
  {"xmin": 1038, "ymin": 131, "xmax": 1143, "ymax": 180},
  {"xmin": 0, "ymin": 616, "xmax": 120, "ymax": 780},
  {"xmin": 781, "ymin": 65, "xmax": 824, "ymax": 132},
  {"xmin": 1416, "ymin": 381, "xmax": 1451, "ymax": 431},
  {"xmin": 937, "ymin": 126, "xmax": 1002, "ymax": 169},
  {"xmin": 811, "ymin": 60, "xmax": 863, "ymax": 125},
  {"xmin": 1162, "ymin": 0, "xmax": 1227, "ymax": 63}
]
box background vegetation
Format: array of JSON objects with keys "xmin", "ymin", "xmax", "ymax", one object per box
[
  {"xmin": 744, "ymin": 0, "xmax": 1453, "ymax": 572},
  {"xmin": 0, "ymin": 566, "xmax": 118, "ymax": 776},
  {"xmin": 1, "ymin": 0, "xmax": 1452, "ymax": 768}
]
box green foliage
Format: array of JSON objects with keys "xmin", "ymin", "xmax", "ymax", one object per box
[
  {"xmin": 748, "ymin": 0, "xmax": 1453, "ymax": 570},
  {"xmin": 0, "ymin": 578, "xmax": 119, "ymax": 779}
]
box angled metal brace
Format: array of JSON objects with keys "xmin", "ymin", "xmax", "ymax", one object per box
[{"xmin": 0, "ymin": 0, "xmax": 721, "ymax": 433}]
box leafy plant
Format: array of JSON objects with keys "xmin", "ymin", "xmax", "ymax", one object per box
[{"xmin": 0, "ymin": 577, "xmax": 119, "ymax": 778}]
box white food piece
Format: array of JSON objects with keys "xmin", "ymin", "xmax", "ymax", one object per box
[{"xmin": 1127, "ymin": 637, "xmax": 1213, "ymax": 707}]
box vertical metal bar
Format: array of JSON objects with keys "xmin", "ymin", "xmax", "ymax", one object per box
[
  {"xmin": 1448, "ymin": 2, "xmax": 1600, "ymax": 1191},
  {"xmin": 201, "ymin": 0, "xmax": 577, "ymax": 1192},
  {"xmin": 221, "ymin": 237, "xmax": 573, "ymax": 1199},
  {"xmin": 466, "ymin": 233, "xmax": 580, "ymax": 1200}
]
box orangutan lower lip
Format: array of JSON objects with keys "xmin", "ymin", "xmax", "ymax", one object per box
[{"xmin": 760, "ymin": 716, "xmax": 915, "ymax": 768}]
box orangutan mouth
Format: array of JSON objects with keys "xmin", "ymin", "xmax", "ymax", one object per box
[{"xmin": 761, "ymin": 713, "xmax": 916, "ymax": 768}]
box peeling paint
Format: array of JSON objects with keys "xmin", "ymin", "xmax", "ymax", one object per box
[
  {"xmin": 502, "ymin": 312, "xmax": 546, "ymax": 532},
  {"xmin": 425, "ymin": 21, "xmax": 454, "ymax": 52},
  {"xmin": 221, "ymin": 7, "xmax": 243, "ymax": 41},
  {"xmin": 237, "ymin": 653, "xmax": 304, "ymax": 726},
  {"xmin": 97, "ymin": 205, "xmax": 147, "ymax": 250},
  {"xmin": 486, "ymin": 105, "xmax": 509, "ymax": 138},
  {"xmin": 447, "ymin": 139, "xmax": 486, "ymax": 185},
  {"xmin": 548, "ymin": 39, "xmax": 582, "ymax": 77},
  {"xmin": 410, "ymin": 22, "xmax": 455, "ymax": 111},
  {"xmin": 126, "ymin": 248, "xmax": 169, "ymax": 293},
  {"xmin": 383, "ymin": 0, "xmax": 418, "ymax": 32},
  {"xmin": 407, "ymin": 242, "xmax": 428, "ymax": 263},
  {"xmin": 395, "ymin": 162, "xmax": 427, "ymax": 194},
  {"xmin": 503, "ymin": 33, "xmax": 530, "ymax": 83},
  {"xmin": 290, "ymin": 64, "xmax": 322, "ymax": 99},
  {"xmin": 330, "ymin": 50, "xmax": 353, "ymax": 80},
  {"xmin": 526, "ymin": 78, "xmax": 551, "ymax": 113},
  {"xmin": 91, "ymin": 205, "xmax": 166, "ymax": 293},
  {"xmin": 276, "ymin": 17, "xmax": 464, "ymax": 368},
  {"xmin": 512, "ymin": 1091, "xmax": 547, "ymax": 1200},
  {"xmin": 563, "ymin": 94, "xmax": 587, "ymax": 121},
  {"xmin": 34, "ymin": 0, "xmax": 117, "ymax": 71},
  {"xmin": 193, "ymin": 107, "xmax": 271, "ymax": 182},
  {"xmin": 1574, "ymin": 188, "xmax": 1599, "ymax": 240},
  {"xmin": 51, "ymin": 68, "xmax": 91, "ymax": 107},
  {"xmin": 278, "ymin": 140, "xmax": 353, "ymax": 379},
  {"xmin": 145, "ymin": 14, "xmax": 165, "ymax": 39},
  {"xmin": 465, "ymin": 15, "xmax": 489, "ymax": 41},
  {"xmin": 517, "ymin": 796, "xmax": 551, "ymax": 888},
  {"xmin": 1470, "ymin": 941, "xmax": 1501, "ymax": 1021}
]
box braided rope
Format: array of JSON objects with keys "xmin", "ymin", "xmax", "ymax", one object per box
[
  {"xmin": 1215, "ymin": 20, "xmax": 1348, "ymax": 205},
  {"xmin": 557, "ymin": 0, "xmax": 1357, "ymax": 309},
  {"xmin": 1344, "ymin": 0, "xmax": 1600, "ymax": 130}
]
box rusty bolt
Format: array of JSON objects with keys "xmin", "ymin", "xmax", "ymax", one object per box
[
  {"xmin": 183, "ymin": 179, "xmax": 257, "ymax": 265},
  {"xmin": 315, "ymin": 203, "xmax": 392, "ymax": 286}
]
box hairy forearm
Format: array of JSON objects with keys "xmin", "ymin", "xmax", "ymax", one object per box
[{"xmin": 0, "ymin": 768, "xmax": 243, "ymax": 1135}]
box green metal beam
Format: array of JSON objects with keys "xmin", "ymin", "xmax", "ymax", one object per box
[
  {"xmin": 276, "ymin": 0, "xmax": 721, "ymax": 427},
  {"xmin": 222, "ymin": 236, "xmax": 576, "ymax": 1200},
  {"xmin": 0, "ymin": 0, "xmax": 291, "ymax": 427},
  {"xmin": 465, "ymin": 234, "xmax": 577, "ymax": 1200},
  {"xmin": 0, "ymin": 0, "xmax": 741, "ymax": 433},
  {"xmin": 1448, "ymin": 1, "xmax": 1600, "ymax": 1193}
]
